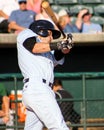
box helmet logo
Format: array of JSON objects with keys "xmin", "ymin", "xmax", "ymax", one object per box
[{"xmin": 38, "ymin": 29, "xmax": 49, "ymax": 37}]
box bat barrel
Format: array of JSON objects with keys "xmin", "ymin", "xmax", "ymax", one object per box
[{"xmin": 41, "ymin": 0, "xmax": 66, "ymax": 39}]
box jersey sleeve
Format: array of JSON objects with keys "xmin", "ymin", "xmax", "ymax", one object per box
[{"xmin": 17, "ymin": 29, "xmax": 37, "ymax": 45}]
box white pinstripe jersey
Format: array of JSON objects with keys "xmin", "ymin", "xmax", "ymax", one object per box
[{"xmin": 17, "ymin": 29, "xmax": 64, "ymax": 83}]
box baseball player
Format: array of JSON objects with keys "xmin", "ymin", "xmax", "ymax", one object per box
[{"xmin": 17, "ymin": 19, "xmax": 73, "ymax": 130}]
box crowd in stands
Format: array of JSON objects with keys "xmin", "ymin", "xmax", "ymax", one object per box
[
  {"xmin": 76, "ymin": 8, "xmax": 102, "ymax": 33},
  {"xmin": 0, "ymin": 0, "xmax": 19, "ymax": 33},
  {"xmin": 58, "ymin": 9, "xmax": 80, "ymax": 33},
  {"xmin": 0, "ymin": 0, "xmax": 103, "ymax": 34},
  {"xmin": 8, "ymin": 0, "xmax": 36, "ymax": 34},
  {"xmin": 26, "ymin": 0, "xmax": 42, "ymax": 14}
]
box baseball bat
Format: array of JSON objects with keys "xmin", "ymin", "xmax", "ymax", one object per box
[{"xmin": 41, "ymin": 0, "xmax": 66, "ymax": 39}]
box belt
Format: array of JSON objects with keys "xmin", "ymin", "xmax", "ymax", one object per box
[
  {"xmin": 24, "ymin": 78, "xmax": 29, "ymax": 83},
  {"xmin": 24, "ymin": 78, "xmax": 53, "ymax": 87},
  {"xmin": 42, "ymin": 79, "xmax": 53, "ymax": 87}
]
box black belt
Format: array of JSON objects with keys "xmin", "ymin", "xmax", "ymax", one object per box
[
  {"xmin": 42, "ymin": 79, "xmax": 53, "ymax": 87},
  {"xmin": 24, "ymin": 78, "xmax": 53, "ymax": 87},
  {"xmin": 24, "ymin": 78, "xmax": 29, "ymax": 83}
]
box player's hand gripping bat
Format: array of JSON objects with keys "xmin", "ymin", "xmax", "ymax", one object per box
[{"xmin": 41, "ymin": 0, "xmax": 74, "ymax": 49}]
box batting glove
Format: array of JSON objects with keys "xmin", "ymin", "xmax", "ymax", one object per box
[{"xmin": 57, "ymin": 34, "xmax": 73, "ymax": 50}]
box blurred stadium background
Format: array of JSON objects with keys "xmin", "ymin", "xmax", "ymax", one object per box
[{"xmin": 0, "ymin": 0, "xmax": 104, "ymax": 130}]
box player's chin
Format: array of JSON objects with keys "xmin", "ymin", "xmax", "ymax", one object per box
[{"xmin": 62, "ymin": 48, "xmax": 70, "ymax": 54}]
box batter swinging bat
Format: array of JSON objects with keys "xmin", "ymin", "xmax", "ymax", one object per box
[{"xmin": 41, "ymin": 0, "xmax": 66, "ymax": 39}]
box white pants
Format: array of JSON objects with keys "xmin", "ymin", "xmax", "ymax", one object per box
[{"xmin": 22, "ymin": 80, "xmax": 69, "ymax": 130}]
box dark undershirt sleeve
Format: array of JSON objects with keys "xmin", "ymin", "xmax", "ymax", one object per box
[
  {"xmin": 54, "ymin": 50, "xmax": 65, "ymax": 61},
  {"xmin": 23, "ymin": 37, "xmax": 65, "ymax": 60},
  {"xmin": 23, "ymin": 37, "xmax": 36, "ymax": 52}
]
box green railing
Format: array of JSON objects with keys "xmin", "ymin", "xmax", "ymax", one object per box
[{"xmin": 0, "ymin": 72, "xmax": 104, "ymax": 130}]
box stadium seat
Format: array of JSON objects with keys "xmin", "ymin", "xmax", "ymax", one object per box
[
  {"xmin": 56, "ymin": 0, "xmax": 78, "ymax": 4},
  {"xmin": 94, "ymin": 4, "xmax": 104, "ymax": 16},
  {"xmin": 91, "ymin": 16, "xmax": 104, "ymax": 25},
  {"xmin": 51, "ymin": 5, "xmax": 68, "ymax": 13},
  {"xmin": 102, "ymin": 0, "xmax": 104, "ymax": 3},
  {"xmin": 69, "ymin": 5, "xmax": 93, "ymax": 16},
  {"xmin": 81, "ymin": 0, "xmax": 102, "ymax": 4},
  {"xmin": 49, "ymin": 0, "xmax": 54, "ymax": 4}
]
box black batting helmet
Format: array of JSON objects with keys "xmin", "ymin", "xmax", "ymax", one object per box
[{"xmin": 29, "ymin": 20, "xmax": 61, "ymax": 39}]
